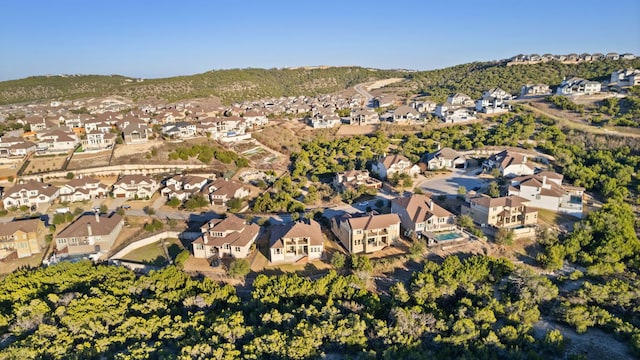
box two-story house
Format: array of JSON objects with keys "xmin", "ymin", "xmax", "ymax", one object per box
[
  {"xmin": 508, "ymin": 171, "xmax": 584, "ymax": 218},
  {"xmin": 161, "ymin": 175, "xmax": 209, "ymax": 201},
  {"xmin": 111, "ymin": 175, "xmax": 159, "ymax": 199},
  {"xmin": 372, "ymin": 154, "xmax": 420, "ymax": 180},
  {"xmin": 192, "ymin": 214, "xmax": 260, "ymax": 259},
  {"xmin": 556, "ymin": 77, "xmax": 602, "ymax": 95},
  {"xmin": 36, "ymin": 130, "xmax": 79, "ymax": 153},
  {"xmin": 161, "ymin": 122, "xmax": 197, "ymax": 138},
  {"xmin": 392, "ymin": 105, "xmax": 421, "ymax": 123},
  {"xmin": 0, "ymin": 219, "xmax": 46, "ymax": 258},
  {"xmin": 331, "ymin": 213, "xmax": 400, "ymax": 254},
  {"xmin": 202, "ymin": 178, "xmax": 250, "ymax": 206},
  {"xmin": 59, "ymin": 177, "xmax": 109, "ymax": 203},
  {"xmin": 391, "ymin": 194, "xmax": 456, "ymax": 236},
  {"xmin": 483, "ymin": 150, "xmax": 535, "ymax": 178},
  {"xmin": 122, "ymin": 122, "xmax": 151, "ymax": 144},
  {"xmin": 520, "ymin": 84, "xmax": 552, "ymax": 97},
  {"xmin": 84, "ymin": 130, "xmax": 116, "ymax": 150},
  {"xmin": 55, "ymin": 213, "xmax": 124, "ymax": 256},
  {"xmin": 269, "ymin": 220, "xmax": 324, "ymax": 263},
  {"xmin": 461, "ymin": 194, "xmax": 537, "ymax": 228},
  {"xmin": 349, "ymin": 108, "xmax": 379, "ymax": 125},
  {"xmin": 3, "ymin": 181, "xmax": 59, "ymax": 209}
]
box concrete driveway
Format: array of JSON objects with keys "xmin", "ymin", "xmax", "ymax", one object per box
[{"xmin": 418, "ymin": 167, "xmax": 489, "ymax": 196}]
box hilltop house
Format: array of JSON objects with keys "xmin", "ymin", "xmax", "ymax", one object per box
[
  {"xmin": 475, "ymin": 88, "xmax": 511, "ymax": 114},
  {"xmin": 424, "ymin": 147, "xmax": 468, "ymax": 170},
  {"xmin": 242, "ymin": 111, "xmax": 269, "ymax": 127},
  {"xmin": 55, "ymin": 213, "xmax": 124, "ymax": 256},
  {"xmin": 192, "ymin": 214, "xmax": 260, "ymax": 259},
  {"xmin": 331, "ymin": 213, "xmax": 400, "ymax": 254},
  {"xmin": 392, "ymin": 105, "xmax": 421, "ymax": 123},
  {"xmin": 111, "ymin": 175, "xmax": 159, "ymax": 199},
  {"xmin": 202, "ymin": 178, "xmax": 250, "ymax": 206},
  {"xmin": 372, "ymin": 154, "xmax": 420, "ymax": 180},
  {"xmin": 269, "ymin": 220, "xmax": 324, "ymax": 263},
  {"xmin": 162, "ymin": 122, "xmax": 197, "ymax": 139},
  {"xmin": 483, "ymin": 150, "xmax": 535, "ymax": 177},
  {"xmin": 0, "ymin": 219, "xmax": 46, "ymax": 258},
  {"xmin": 161, "ymin": 175, "xmax": 209, "ymax": 201},
  {"xmin": 556, "ymin": 77, "xmax": 602, "ymax": 95},
  {"xmin": 349, "ymin": 108, "xmax": 379, "ymax": 125},
  {"xmin": 391, "ymin": 194, "xmax": 457, "ymax": 236},
  {"xmin": 3, "ymin": 181, "xmax": 59, "ymax": 209},
  {"xmin": 520, "ymin": 84, "xmax": 552, "ymax": 97},
  {"xmin": 508, "ymin": 171, "xmax": 584, "ymax": 218},
  {"xmin": 461, "ymin": 194, "xmax": 537, "ymax": 228},
  {"xmin": 309, "ymin": 110, "xmax": 341, "ymax": 129},
  {"xmin": 435, "ymin": 94, "xmax": 477, "ymax": 123},
  {"xmin": 610, "ymin": 69, "xmax": 640, "ymax": 87},
  {"xmin": 59, "ymin": 177, "xmax": 109, "ymax": 203}
]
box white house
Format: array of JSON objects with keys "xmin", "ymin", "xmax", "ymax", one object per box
[
  {"xmin": 59, "ymin": 177, "xmax": 109, "ymax": 203},
  {"xmin": 161, "ymin": 175, "xmax": 209, "ymax": 201},
  {"xmin": 610, "ymin": 69, "xmax": 640, "ymax": 87},
  {"xmin": 372, "ymin": 154, "xmax": 420, "ymax": 180},
  {"xmin": 202, "ymin": 178, "xmax": 250, "ymax": 206},
  {"xmin": 508, "ymin": 171, "xmax": 584, "ymax": 218},
  {"xmin": 556, "ymin": 77, "xmax": 602, "ymax": 95},
  {"xmin": 111, "ymin": 175, "xmax": 159, "ymax": 199},
  {"xmin": 483, "ymin": 150, "xmax": 535, "ymax": 178},
  {"xmin": 392, "ymin": 105, "xmax": 421, "ymax": 123},
  {"xmin": 424, "ymin": 147, "xmax": 467, "ymax": 170},
  {"xmin": 391, "ymin": 194, "xmax": 457, "ymax": 235},
  {"xmin": 520, "ymin": 84, "xmax": 552, "ymax": 97},
  {"xmin": 3, "ymin": 181, "xmax": 59, "ymax": 209}
]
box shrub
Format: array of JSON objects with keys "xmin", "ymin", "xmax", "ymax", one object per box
[{"xmin": 228, "ymin": 259, "xmax": 251, "ymax": 278}]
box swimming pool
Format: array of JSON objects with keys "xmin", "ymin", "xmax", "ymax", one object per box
[{"xmin": 434, "ymin": 232, "xmax": 463, "ymax": 241}]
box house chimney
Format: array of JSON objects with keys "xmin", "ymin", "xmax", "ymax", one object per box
[
  {"xmin": 87, "ymin": 222, "xmax": 92, "ymax": 236},
  {"xmin": 429, "ymin": 199, "xmax": 434, "ymax": 210},
  {"xmin": 95, "ymin": 212, "xmax": 100, "ymax": 223},
  {"xmin": 542, "ymin": 175, "xmax": 547, "ymax": 186}
]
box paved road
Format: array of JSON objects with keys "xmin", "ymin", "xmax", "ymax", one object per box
[
  {"xmin": 354, "ymin": 83, "xmax": 374, "ymax": 108},
  {"xmin": 417, "ymin": 168, "xmax": 490, "ymax": 196}
]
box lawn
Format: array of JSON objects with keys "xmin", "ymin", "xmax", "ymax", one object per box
[
  {"xmin": 120, "ymin": 237, "xmax": 184, "ymax": 266},
  {"xmin": 536, "ymin": 208, "xmax": 580, "ymax": 228}
]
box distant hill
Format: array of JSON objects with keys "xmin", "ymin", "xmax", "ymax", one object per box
[
  {"xmin": 2, "ymin": 57, "xmax": 639, "ymax": 106},
  {"xmin": 0, "ymin": 67, "xmax": 405, "ymax": 105},
  {"xmin": 407, "ymin": 58, "xmax": 640, "ymax": 103}
]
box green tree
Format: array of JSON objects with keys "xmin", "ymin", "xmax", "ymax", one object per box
[
  {"xmin": 166, "ymin": 197, "xmax": 181, "ymax": 208},
  {"xmin": 330, "ymin": 252, "xmax": 346, "ymax": 270},
  {"xmin": 228, "ymin": 259, "xmax": 251, "ymax": 278}
]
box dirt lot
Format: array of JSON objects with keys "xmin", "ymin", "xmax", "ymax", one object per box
[
  {"xmin": 24, "ymin": 154, "xmax": 67, "ymax": 174},
  {"xmin": 67, "ymin": 150, "xmax": 111, "ymax": 170},
  {"xmin": 336, "ymin": 124, "xmax": 377, "ymax": 136}
]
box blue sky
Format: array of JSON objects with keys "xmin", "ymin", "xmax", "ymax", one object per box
[{"xmin": 1, "ymin": 0, "xmax": 639, "ymax": 81}]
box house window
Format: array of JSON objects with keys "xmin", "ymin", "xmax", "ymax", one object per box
[
  {"xmin": 195, "ymin": 244, "xmax": 204, "ymax": 250},
  {"xmin": 235, "ymin": 247, "xmax": 241, "ymax": 253},
  {"xmin": 354, "ymin": 239, "xmax": 362, "ymax": 246},
  {"xmin": 223, "ymin": 244, "xmax": 230, "ymax": 249},
  {"xmin": 274, "ymin": 248, "xmax": 282, "ymax": 254}
]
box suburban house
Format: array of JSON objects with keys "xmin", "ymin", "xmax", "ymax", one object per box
[
  {"xmin": 59, "ymin": 177, "xmax": 110, "ymax": 203},
  {"xmin": 242, "ymin": 111, "xmax": 269, "ymax": 127},
  {"xmin": 55, "ymin": 213, "xmax": 124, "ymax": 256},
  {"xmin": 19, "ymin": 116, "xmax": 49, "ymax": 131},
  {"xmin": 0, "ymin": 137, "xmax": 37, "ymax": 157},
  {"xmin": 556, "ymin": 77, "xmax": 602, "ymax": 95},
  {"xmin": 446, "ymin": 93, "xmax": 474, "ymax": 106},
  {"xmin": 461, "ymin": 194, "xmax": 537, "ymax": 229},
  {"xmin": 610, "ymin": 68, "xmax": 640, "ymax": 87},
  {"xmin": 520, "ymin": 84, "xmax": 552, "ymax": 97},
  {"xmin": 0, "ymin": 219, "xmax": 46, "ymax": 258},
  {"xmin": 391, "ymin": 194, "xmax": 457, "ymax": 236},
  {"xmin": 161, "ymin": 175, "xmax": 209, "ymax": 201},
  {"xmin": 372, "ymin": 154, "xmax": 420, "ymax": 180},
  {"xmin": 161, "ymin": 122, "xmax": 197, "ymax": 138},
  {"xmin": 483, "ymin": 150, "xmax": 535, "ymax": 177},
  {"xmin": 202, "ymin": 178, "xmax": 250, "ymax": 206},
  {"xmin": 199, "ymin": 117, "xmax": 250, "ymax": 142},
  {"xmin": 392, "ymin": 105, "xmax": 421, "ymax": 123},
  {"xmin": 475, "ymin": 89, "xmax": 511, "ymax": 114},
  {"xmin": 269, "ymin": 220, "xmax": 324, "ymax": 263},
  {"xmin": 309, "ymin": 111, "xmax": 341, "ymax": 129},
  {"xmin": 349, "ymin": 108, "xmax": 379, "ymax": 125},
  {"xmin": 84, "ymin": 131, "xmax": 116, "ymax": 150},
  {"xmin": 330, "ymin": 212, "xmax": 401, "ymax": 254},
  {"xmin": 3, "ymin": 181, "xmax": 59, "ymax": 209},
  {"xmin": 508, "ymin": 171, "xmax": 584, "ymax": 218},
  {"xmin": 424, "ymin": 147, "xmax": 468, "ymax": 170},
  {"xmin": 111, "ymin": 175, "xmax": 159, "ymax": 199},
  {"xmin": 192, "ymin": 214, "xmax": 260, "ymax": 259},
  {"xmin": 410, "ymin": 100, "xmax": 436, "ymax": 114},
  {"xmin": 122, "ymin": 122, "xmax": 151, "ymax": 144},
  {"xmin": 36, "ymin": 130, "xmax": 79, "ymax": 153},
  {"xmin": 332, "ymin": 170, "xmax": 382, "ymax": 192}
]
